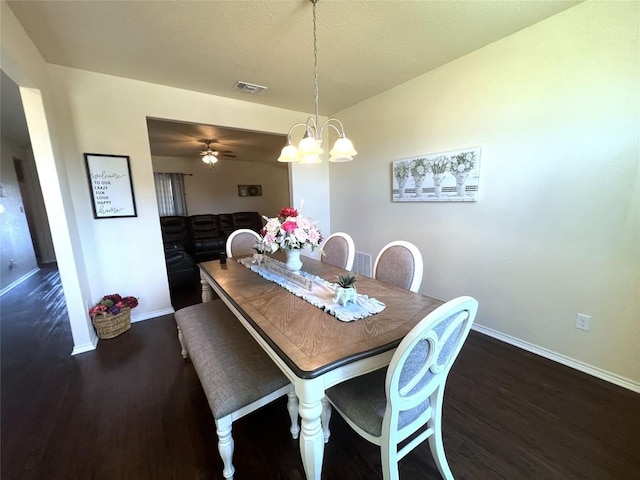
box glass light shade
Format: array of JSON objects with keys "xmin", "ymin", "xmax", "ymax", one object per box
[
  {"xmin": 299, "ymin": 154, "xmax": 322, "ymax": 164},
  {"xmin": 202, "ymin": 153, "xmax": 218, "ymax": 164},
  {"xmin": 298, "ymin": 135, "xmax": 324, "ymax": 156},
  {"xmin": 329, "ymin": 155, "xmax": 353, "ymax": 163},
  {"xmin": 329, "ymin": 136, "xmax": 357, "ymax": 157},
  {"xmin": 278, "ymin": 143, "xmax": 299, "ymax": 162}
]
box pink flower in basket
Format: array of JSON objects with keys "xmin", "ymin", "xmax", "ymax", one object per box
[{"xmin": 89, "ymin": 293, "xmax": 138, "ymax": 317}]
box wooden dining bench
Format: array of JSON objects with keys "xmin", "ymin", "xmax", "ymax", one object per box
[{"xmin": 175, "ymin": 300, "xmax": 299, "ymax": 480}]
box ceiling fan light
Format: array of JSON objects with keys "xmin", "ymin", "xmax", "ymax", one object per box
[
  {"xmin": 329, "ymin": 136, "xmax": 357, "ymax": 157},
  {"xmin": 278, "ymin": 143, "xmax": 299, "ymax": 162},
  {"xmin": 202, "ymin": 152, "xmax": 218, "ymax": 164}
]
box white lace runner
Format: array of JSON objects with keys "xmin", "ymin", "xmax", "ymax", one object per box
[{"xmin": 237, "ymin": 256, "xmax": 386, "ymax": 322}]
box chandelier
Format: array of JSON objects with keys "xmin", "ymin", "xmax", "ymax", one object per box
[{"xmin": 277, "ymin": 0, "xmax": 357, "ymax": 164}]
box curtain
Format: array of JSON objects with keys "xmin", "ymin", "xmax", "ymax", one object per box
[{"xmin": 153, "ymin": 173, "xmax": 188, "ymax": 216}]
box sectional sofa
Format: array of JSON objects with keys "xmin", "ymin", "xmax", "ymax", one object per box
[{"xmin": 160, "ymin": 211, "xmax": 263, "ymax": 289}]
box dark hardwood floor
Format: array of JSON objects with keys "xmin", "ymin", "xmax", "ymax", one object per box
[{"xmin": 1, "ymin": 266, "xmax": 638, "ymax": 479}]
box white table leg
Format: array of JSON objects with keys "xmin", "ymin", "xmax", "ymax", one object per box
[
  {"xmin": 297, "ymin": 381, "xmax": 325, "ymax": 480},
  {"xmin": 200, "ymin": 273, "xmax": 214, "ymax": 303}
]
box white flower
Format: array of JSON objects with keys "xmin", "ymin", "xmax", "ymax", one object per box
[
  {"xmin": 294, "ymin": 227, "xmax": 309, "ymax": 243},
  {"xmin": 264, "ymin": 217, "xmax": 281, "ymax": 234}
]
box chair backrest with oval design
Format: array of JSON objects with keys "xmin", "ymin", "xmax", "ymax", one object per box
[
  {"xmin": 226, "ymin": 229, "xmax": 261, "ymax": 258},
  {"xmin": 324, "ymin": 296, "xmax": 478, "ymax": 480},
  {"xmin": 373, "ymin": 240, "xmax": 423, "ymax": 292},
  {"xmin": 321, "ymin": 232, "xmax": 355, "ymax": 271}
]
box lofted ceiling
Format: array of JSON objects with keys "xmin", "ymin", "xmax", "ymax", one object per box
[{"xmin": 4, "ymin": 0, "xmax": 582, "ymax": 161}]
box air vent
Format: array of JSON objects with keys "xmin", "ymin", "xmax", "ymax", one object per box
[
  {"xmin": 233, "ymin": 81, "xmax": 268, "ymax": 95},
  {"xmin": 353, "ymin": 251, "xmax": 373, "ymax": 278}
]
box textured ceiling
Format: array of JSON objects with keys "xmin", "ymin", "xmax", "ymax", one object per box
[{"xmin": 4, "ymin": 0, "xmax": 582, "ymax": 160}]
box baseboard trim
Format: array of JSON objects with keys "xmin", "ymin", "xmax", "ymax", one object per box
[
  {"xmin": 71, "ymin": 336, "xmax": 98, "ymax": 355},
  {"xmin": 131, "ymin": 307, "xmax": 175, "ymax": 323},
  {"xmin": 0, "ymin": 268, "xmax": 40, "ymax": 296},
  {"xmin": 472, "ymin": 324, "xmax": 640, "ymax": 394}
]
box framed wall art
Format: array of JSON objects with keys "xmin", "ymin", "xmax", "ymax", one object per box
[
  {"xmin": 238, "ymin": 184, "xmax": 262, "ymax": 197},
  {"xmin": 392, "ymin": 147, "xmax": 480, "ymax": 203},
  {"xmin": 84, "ymin": 153, "xmax": 137, "ymax": 218}
]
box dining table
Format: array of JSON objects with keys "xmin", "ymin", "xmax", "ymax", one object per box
[{"xmin": 198, "ymin": 254, "xmax": 443, "ymax": 480}]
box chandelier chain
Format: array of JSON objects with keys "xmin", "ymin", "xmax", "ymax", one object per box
[{"xmin": 313, "ymin": 0, "xmax": 319, "ymax": 128}]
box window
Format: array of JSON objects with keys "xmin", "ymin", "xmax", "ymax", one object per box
[{"xmin": 153, "ymin": 172, "xmax": 188, "ymax": 216}]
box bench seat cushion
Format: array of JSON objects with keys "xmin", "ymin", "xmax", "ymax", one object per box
[{"xmin": 175, "ymin": 300, "xmax": 289, "ymax": 419}]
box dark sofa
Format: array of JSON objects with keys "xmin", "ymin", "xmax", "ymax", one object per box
[{"xmin": 160, "ymin": 212, "xmax": 263, "ymax": 289}]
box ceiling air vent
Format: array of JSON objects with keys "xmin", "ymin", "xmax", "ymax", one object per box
[{"xmin": 233, "ymin": 81, "xmax": 268, "ymax": 95}]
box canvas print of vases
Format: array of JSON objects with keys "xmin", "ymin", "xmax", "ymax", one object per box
[{"xmin": 392, "ymin": 147, "xmax": 480, "ymax": 202}]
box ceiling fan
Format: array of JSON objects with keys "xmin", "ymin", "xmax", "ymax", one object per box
[{"xmin": 200, "ymin": 139, "xmax": 236, "ymax": 165}]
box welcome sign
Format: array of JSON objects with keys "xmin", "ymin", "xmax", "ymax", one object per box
[{"xmin": 84, "ymin": 153, "xmax": 137, "ymax": 219}]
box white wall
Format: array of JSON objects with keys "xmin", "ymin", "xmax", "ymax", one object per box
[
  {"xmin": 1, "ymin": 1, "xmax": 97, "ymax": 353},
  {"xmin": 45, "ymin": 65, "xmax": 330, "ymax": 324},
  {"xmin": 0, "ymin": 136, "xmax": 38, "ymax": 291},
  {"xmin": 2, "ymin": 0, "xmax": 331, "ymax": 352},
  {"xmin": 330, "ymin": 1, "xmax": 639, "ymax": 385},
  {"xmin": 152, "ymin": 155, "xmax": 290, "ymax": 216}
]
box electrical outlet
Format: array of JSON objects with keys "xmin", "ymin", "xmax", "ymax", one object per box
[{"xmin": 576, "ymin": 313, "xmax": 591, "ymax": 331}]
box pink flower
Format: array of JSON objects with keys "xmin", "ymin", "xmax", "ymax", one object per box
[
  {"xmin": 282, "ymin": 221, "xmax": 297, "ymax": 233},
  {"xmin": 279, "ymin": 207, "xmax": 298, "ymax": 218}
]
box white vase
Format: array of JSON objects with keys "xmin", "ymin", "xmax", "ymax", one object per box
[
  {"xmin": 456, "ymin": 172, "xmax": 468, "ymax": 196},
  {"xmin": 397, "ymin": 178, "xmax": 407, "ymax": 198},
  {"xmin": 413, "ymin": 176, "xmax": 425, "ymax": 197},
  {"xmin": 432, "ymin": 173, "xmax": 445, "ymax": 197},
  {"xmin": 284, "ymin": 248, "xmax": 303, "ymax": 272}
]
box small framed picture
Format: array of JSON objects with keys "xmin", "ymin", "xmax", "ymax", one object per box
[{"xmin": 238, "ymin": 185, "xmax": 262, "ymax": 197}]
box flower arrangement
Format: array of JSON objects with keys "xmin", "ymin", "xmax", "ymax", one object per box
[
  {"xmin": 259, "ymin": 206, "xmax": 323, "ymax": 253},
  {"xmin": 410, "ymin": 158, "xmax": 428, "ymax": 178},
  {"xmin": 450, "ymin": 151, "xmax": 476, "ymax": 174},
  {"xmin": 393, "ymin": 161, "xmax": 410, "ymax": 183},
  {"xmin": 89, "ymin": 293, "xmax": 139, "ymax": 317},
  {"xmin": 428, "ymin": 155, "xmax": 449, "ymax": 174}
]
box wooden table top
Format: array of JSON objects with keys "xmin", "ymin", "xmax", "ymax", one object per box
[{"xmin": 199, "ymin": 256, "xmax": 443, "ymax": 379}]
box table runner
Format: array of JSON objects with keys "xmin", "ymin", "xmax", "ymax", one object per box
[{"xmin": 237, "ymin": 256, "xmax": 385, "ymax": 322}]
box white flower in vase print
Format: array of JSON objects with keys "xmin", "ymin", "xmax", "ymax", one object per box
[
  {"xmin": 410, "ymin": 158, "xmax": 428, "ymax": 180},
  {"xmin": 428, "ymin": 155, "xmax": 449, "ymax": 174},
  {"xmin": 450, "ymin": 151, "xmax": 476, "ymax": 174},
  {"xmin": 394, "ymin": 161, "xmax": 410, "ymax": 183}
]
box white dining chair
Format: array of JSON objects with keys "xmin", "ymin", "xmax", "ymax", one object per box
[
  {"xmin": 321, "ymin": 232, "xmax": 355, "ymax": 271},
  {"xmin": 323, "ymin": 296, "xmax": 478, "ymax": 480},
  {"xmin": 373, "ymin": 240, "xmax": 423, "ymax": 292},
  {"xmin": 225, "ymin": 229, "xmax": 261, "ymax": 258}
]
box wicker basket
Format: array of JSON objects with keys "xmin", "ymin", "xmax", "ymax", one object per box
[{"xmin": 92, "ymin": 307, "xmax": 131, "ymax": 339}]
